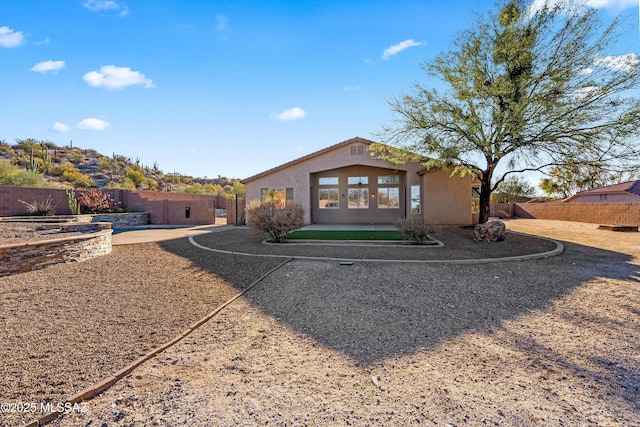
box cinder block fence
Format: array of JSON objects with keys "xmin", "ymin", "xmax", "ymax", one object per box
[
  {"xmin": 490, "ymin": 201, "xmax": 639, "ymax": 226},
  {"xmin": 0, "ymin": 186, "xmax": 224, "ymax": 225}
]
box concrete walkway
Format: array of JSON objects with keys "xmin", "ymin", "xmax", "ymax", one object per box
[{"xmin": 112, "ymin": 224, "xmax": 233, "ymax": 245}]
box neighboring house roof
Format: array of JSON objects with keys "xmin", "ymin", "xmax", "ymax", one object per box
[
  {"xmin": 241, "ymin": 136, "xmax": 375, "ymax": 184},
  {"xmin": 564, "ymin": 180, "xmax": 640, "ymax": 201}
]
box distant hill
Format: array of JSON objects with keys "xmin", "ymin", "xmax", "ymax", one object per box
[{"xmin": 0, "ymin": 139, "xmax": 243, "ymax": 196}]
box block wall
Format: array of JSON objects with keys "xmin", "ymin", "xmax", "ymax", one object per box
[
  {"xmin": 513, "ymin": 202, "xmax": 640, "ymax": 225},
  {"xmin": 0, "ymin": 186, "xmax": 218, "ymax": 225}
]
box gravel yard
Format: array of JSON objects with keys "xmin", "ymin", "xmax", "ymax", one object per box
[
  {"xmin": 1, "ymin": 220, "xmax": 638, "ymax": 426},
  {"xmin": 0, "ymin": 223, "xmax": 87, "ymax": 245}
]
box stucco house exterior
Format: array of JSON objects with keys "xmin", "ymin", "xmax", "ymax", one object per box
[
  {"xmin": 564, "ymin": 180, "xmax": 640, "ymax": 202},
  {"xmin": 241, "ymin": 137, "xmax": 476, "ymax": 225}
]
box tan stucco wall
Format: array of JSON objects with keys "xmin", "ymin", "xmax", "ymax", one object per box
[
  {"xmin": 245, "ymin": 141, "xmax": 424, "ymax": 223},
  {"xmin": 244, "ymin": 140, "xmax": 472, "ymax": 225},
  {"xmin": 422, "ymin": 170, "xmax": 472, "ymax": 225}
]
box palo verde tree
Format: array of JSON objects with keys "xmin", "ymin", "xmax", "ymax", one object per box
[{"xmin": 372, "ymin": 0, "xmax": 640, "ymax": 223}]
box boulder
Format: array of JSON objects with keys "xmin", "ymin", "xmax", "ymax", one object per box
[{"xmin": 473, "ymin": 220, "xmax": 507, "ymax": 242}]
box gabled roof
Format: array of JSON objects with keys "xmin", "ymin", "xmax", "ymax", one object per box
[
  {"xmin": 241, "ymin": 136, "xmax": 375, "ymax": 183},
  {"xmin": 565, "ymin": 180, "xmax": 640, "ymax": 201}
]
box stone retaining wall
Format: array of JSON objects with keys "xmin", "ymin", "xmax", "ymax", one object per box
[
  {"xmin": 74, "ymin": 212, "xmax": 149, "ymax": 226},
  {"xmin": 0, "ymin": 223, "xmax": 113, "ymax": 277},
  {"xmin": 0, "ymin": 212, "xmax": 149, "ymax": 227}
]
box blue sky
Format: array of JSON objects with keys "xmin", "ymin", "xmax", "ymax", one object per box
[{"xmin": 1, "ymin": 0, "xmax": 638, "ymax": 181}]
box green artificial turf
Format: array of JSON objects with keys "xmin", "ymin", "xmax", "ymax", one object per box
[{"xmin": 287, "ymin": 229, "xmax": 407, "ymax": 241}]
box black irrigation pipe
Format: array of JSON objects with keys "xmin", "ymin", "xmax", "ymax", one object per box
[{"xmin": 27, "ymin": 257, "xmax": 294, "ymax": 427}]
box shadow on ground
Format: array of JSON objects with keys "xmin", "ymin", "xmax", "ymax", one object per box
[{"xmin": 159, "ymin": 228, "xmax": 638, "ymax": 366}]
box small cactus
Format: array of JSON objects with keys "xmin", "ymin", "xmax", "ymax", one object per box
[
  {"xmin": 26, "ymin": 149, "xmax": 41, "ymax": 172},
  {"xmin": 65, "ymin": 188, "xmax": 81, "ymax": 215}
]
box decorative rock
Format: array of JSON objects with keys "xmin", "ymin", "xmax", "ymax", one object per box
[{"xmin": 473, "ymin": 220, "xmax": 507, "ymax": 242}]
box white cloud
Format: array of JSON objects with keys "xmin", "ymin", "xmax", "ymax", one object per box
[
  {"xmin": 529, "ymin": 0, "xmax": 637, "ymax": 14},
  {"xmin": 31, "ymin": 60, "xmax": 66, "ymax": 73},
  {"xmin": 52, "ymin": 122, "xmax": 70, "ymax": 132},
  {"xmin": 584, "ymin": 0, "xmax": 637, "ymax": 9},
  {"xmin": 0, "ymin": 26, "xmax": 26, "ymax": 48},
  {"xmin": 83, "ymin": 0, "xmax": 129, "ymax": 16},
  {"xmin": 270, "ymin": 107, "xmax": 306, "ymax": 122},
  {"xmin": 35, "ymin": 37, "xmax": 50, "ymax": 46},
  {"xmin": 579, "ymin": 67, "xmax": 594, "ymax": 75},
  {"xmin": 83, "ymin": 65, "xmax": 155, "ymax": 90},
  {"xmin": 381, "ymin": 39, "xmax": 423, "ymax": 60},
  {"xmin": 572, "ymin": 85, "xmax": 601, "ymax": 99},
  {"xmin": 77, "ymin": 118, "xmax": 110, "ymax": 130},
  {"xmin": 593, "ymin": 53, "xmax": 639, "ymax": 72}
]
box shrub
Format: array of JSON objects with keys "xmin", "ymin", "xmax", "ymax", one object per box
[
  {"xmin": 246, "ymin": 200, "xmax": 305, "ymax": 243},
  {"xmin": 77, "ymin": 189, "xmax": 114, "ymax": 214},
  {"xmin": 395, "ymin": 218, "xmax": 436, "ymax": 245},
  {"xmin": 18, "ymin": 196, "xmax": 57, "ymax": 216},
  {"xmin": 125, "ymin": 168, "xmax": 145, "ymax": 188},
  {"xmin": 97, "ymin": 156, "xmax": 112, "ymax": 170},
  {"xmin": 0, "ymin": 160, "xmax": 44, "ymax": 187}
]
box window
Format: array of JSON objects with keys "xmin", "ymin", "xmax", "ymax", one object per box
[
  {"xmin": 319, "ymin": 188, "xmax": 339, "ymax": 208},
  {"xmin": 378, "ymin": 187, "xmax": 399, "ymax": 208},
  {"xmin": 472, "ymin": 185, "xmax": 481, "ymax": 214},
  {"xmin": 319, "ymin": 177, "xmax": 339, "ymax": 185},
  {"xmin": 260, "ymin": 188, "xmax": 294, "ymax": 207},
  {"xmin": 348, "ymin": 176, "xmax": 368, "ymax": 185},
  {"xmin": 348, "ymin": 188, "xmax": 369, "ymax": 208},
  {"xmin": 378, "ymin": 175, "xmax": 399, "ymax": 185},
  {"xmin": 410, "ymin": 185, "xmax": 420, "ymax": 213}
]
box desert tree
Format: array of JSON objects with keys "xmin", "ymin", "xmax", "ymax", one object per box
[
  {"xmin": 539, "ymin": 159, "xmax": 638, "ymax": 198},
  {"xmin": 492, "ymin": 176, "xmax": 536, "ymax": 202},
  {"xmin": 372, "ymin": 0, "xmax": 640, "ymax": 223}
]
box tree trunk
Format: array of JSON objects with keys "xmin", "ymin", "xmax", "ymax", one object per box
[{"xmin": 478, "ymin": 174, "xmax": 492, "ymax": 224}]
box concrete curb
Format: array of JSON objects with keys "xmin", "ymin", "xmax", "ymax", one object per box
[{"xmin": 188, "ymin": 230, "xmax": 564, "ymax": 264}]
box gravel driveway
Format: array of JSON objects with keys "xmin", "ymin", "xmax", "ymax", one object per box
[{"xmin": 1, "ymin": 220, "xmax": 638, "ymax": 426}]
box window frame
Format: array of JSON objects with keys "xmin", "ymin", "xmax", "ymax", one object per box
[
  {"xmin": 410, "ymin": 185, "xmax": 421, "ymax": 214},
  {"xmin": 378, "ymin": 187, "xmax": 400, "ymax": 209},
  {"xmin": 347, "ymin": 187, "xmax": 369, "ymax": 209},
  {"xmin": 319, "ymin": 188, "xmax": 339, "ymax": 209}
]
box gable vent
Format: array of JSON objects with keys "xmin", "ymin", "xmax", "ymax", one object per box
[{"xmin": 351, "ymin": 145, "xmax": 365, "ymax": 156}]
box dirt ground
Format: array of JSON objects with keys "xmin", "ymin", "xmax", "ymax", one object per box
[{"xmin": 1, "ymin": 220, "xmax": 638, "ymax": 426}]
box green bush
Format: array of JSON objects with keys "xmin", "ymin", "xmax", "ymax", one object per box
[{"xmin": 0, "ymin": 160, "xmax": 44, "ymax": 187}]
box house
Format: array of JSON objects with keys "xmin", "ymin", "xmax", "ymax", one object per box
[
  {"xmin": 564, "ymin": 180, "xmax": 640, "ymax": 202},
  {"xmin": 241, "ymin": 137, "xmax": 476, "ymax": 225}
]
